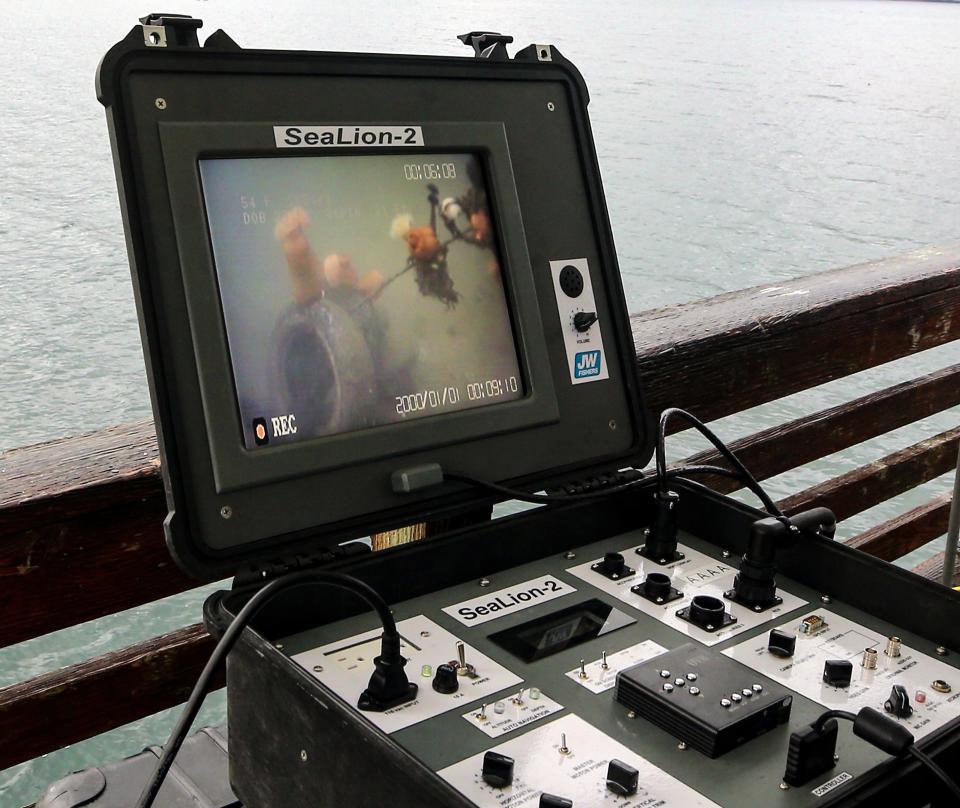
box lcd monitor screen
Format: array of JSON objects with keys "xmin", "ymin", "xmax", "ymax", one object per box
[{"xmin": 199, "ymin": 153, "xmax": 525, "ymax": 450}]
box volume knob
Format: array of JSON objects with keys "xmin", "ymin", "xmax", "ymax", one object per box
[{"xmin": 432, "ymin": 663, "xmax": 459, "ymax": 694}]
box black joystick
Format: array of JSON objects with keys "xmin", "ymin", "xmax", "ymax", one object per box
[
  {"xmin": 631, "ymin": 571, "xmax": 682, "ymax": 605},
  {"xmin": 592, "ymin": 551, "xmax": 634, "ymax": 581},
  {"xmin": 432, "ymin": 663, "xmax": 459, "ymax": 694},
  {"xmin": 637, "ymin": 490, "xmax": 684, "ymax": 564}
]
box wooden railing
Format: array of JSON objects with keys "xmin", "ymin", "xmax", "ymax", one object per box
[{"xmin": 2, "ymin": 242, "xmax": 959, "ymax": 778}]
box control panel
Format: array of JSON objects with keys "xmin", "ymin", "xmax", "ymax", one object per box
[{"xmin": 277, "ymin": 525, "xmax": 960, "ymax": 807}]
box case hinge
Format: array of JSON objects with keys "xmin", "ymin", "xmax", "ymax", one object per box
[
  {"xmin": 139, "ymin": 13, "xmax": 203, "ymax": 49},
  {"xmin": 545, "ymin": 467, "xmax": 644, "ymax": 496},
  {"xmin": 232, "ymin": 541, "xmax": 372, "ymax": 589}
]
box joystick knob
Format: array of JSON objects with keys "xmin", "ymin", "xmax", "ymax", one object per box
[
  {"xmin": 602, "ymin": 552, "xmax": 626, "ymax": 576},
  {"xmin": 606, "ymin": 759, "xmax": 639, "ymax": 797},
  {"xmin": 642, "ymin": 572, "xmax": 672, "ymax": 600},
  {"xmin": 687, "ymin": 595, "xmax": 726, "ymax": 630},
  {"xmin": 432, "ymin": 663, "xmax": 459, "ymax": 694},
  {"xmin": 482, "ymin": 751, "xmax": 514, "ymax": 788}
]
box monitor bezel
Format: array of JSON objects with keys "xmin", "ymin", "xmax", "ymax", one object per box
[{"xmin": 160, "ymin": 121, "xmax": 559, "ymax": 493}]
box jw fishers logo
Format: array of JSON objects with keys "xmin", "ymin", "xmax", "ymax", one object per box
[
  {"xmin": 443, "ymin": 576, "xmax": 576, "ymax": 626},
  {"xmin": 274, "ymin": 125, "xmax": 424, "ymax": 148}
]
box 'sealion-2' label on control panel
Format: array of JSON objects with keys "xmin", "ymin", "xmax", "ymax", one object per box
[
  {"xmin": 443, "ymin": 575, "xmax": 576, "ymax": 626},
  {"xmin": 274, "ymin": 125, "xmax": 424, "ymax": 148}
]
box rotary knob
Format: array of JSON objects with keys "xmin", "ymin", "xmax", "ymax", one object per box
[
  {"xmin": 606, "ymin": 759, "xmax": 639, "ymax": 796},
  {"xmin": 432, "ymin": 663, "xmax": 459, "ymax": 694},
  {"xmin": 482, "ymin": 751, "xmax": 514, "ymax": 788},
  {"xmin": 573, "ymin": 311, "xmax": 598, "ymax": 332}
]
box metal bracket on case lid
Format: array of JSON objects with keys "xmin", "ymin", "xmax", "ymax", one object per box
[
  {"xmin": 458, "ymin": 31, "xmax": 514, "ymax": 60},
  {"xmin": 139, "ymin": 13, "xmax": 202, "ymax": 48}
]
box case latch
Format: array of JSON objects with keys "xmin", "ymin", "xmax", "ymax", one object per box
[
  {"xmin": 139, "ymin": 13, "xmax": 203, "ymax": 48},
  {"xmin": 457, "ymin": 31, "xmax": 514, "ymax": 61}
]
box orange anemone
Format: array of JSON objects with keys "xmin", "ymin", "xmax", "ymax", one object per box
[{"xmin": 405, "ymin": 225, "xmax": 442, "ymax": 262}]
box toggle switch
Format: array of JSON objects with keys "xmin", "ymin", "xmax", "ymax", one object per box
[
  {"xmin": 606, "ymin": 759, "xmax": 639, "ymax": 796},
  {"xmin": 482, "ymin": 751, "xmax": 514, "ymax": 788}
]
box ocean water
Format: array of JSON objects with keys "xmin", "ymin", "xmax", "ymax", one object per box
[{"xmin": 1, "ymin": 0, "xmax": 959, "ymax": 803}]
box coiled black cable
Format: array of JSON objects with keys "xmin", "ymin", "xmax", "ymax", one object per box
[{"xmin": 135, "ymin": 570, "xmax": 397, "ymax": 808}]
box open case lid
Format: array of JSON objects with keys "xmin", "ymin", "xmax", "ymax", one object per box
[{"xmin": 97, "ymin": 15, "xmax": 654, "ymax": 581}]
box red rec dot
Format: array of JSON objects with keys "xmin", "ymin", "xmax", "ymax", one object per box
[{"xmin": 255, "ymin": 424, "xmax": 266, "ymax": 440}]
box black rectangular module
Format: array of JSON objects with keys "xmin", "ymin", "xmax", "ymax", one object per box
[
  {"xmin": 488, "ymin": 598, "xmax": 636, "ymax": 662},
  {"xmin": 615, "ymin": 642, "xmax": 793, "ymax": 758}
]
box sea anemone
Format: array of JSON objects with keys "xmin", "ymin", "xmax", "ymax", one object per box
[
  {"xmin": 323, "ymin": 254, "xmax": 359, "ymax": 289},
  {"xmin": 440, "ymin": 197, "xmax": 462, "ymax": 222},
  {"xmin": 390, "ymin": 213, "xmax": 413, "ymax": 240},
  {"xmin": 470, "ymin": 210, "xmax": 492, "ymax": 247},
  {"xmin": 405, "ymin": 226, "xmax": 442, "ymax": 262}
]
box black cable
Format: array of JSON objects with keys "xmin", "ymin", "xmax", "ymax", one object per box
[
  {"xmin": 443, "ymin": 465, "xmax": 741, "ymax": 506},
  {"xmin": 813, "ymin": 709, "xmax": 858, "ymax": 732},
  {"xmin": 811, "ymin": 708, "xmax": 960, "ymax": 803},
  {"xmin": 135, "ymin": 570, "xmax": 397, "ymax": 808},
  {"xmin": 656, "ymin": 407, "xmax": 784, "ymax": 516},
  {"xmin": 908, "ymin": 746, "xmax": 960, "ymax": 802}
]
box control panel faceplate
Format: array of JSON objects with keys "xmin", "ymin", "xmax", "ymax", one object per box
[{"xmin": 280, "ymin": 527, "xmax": 960, "ymax": 807}]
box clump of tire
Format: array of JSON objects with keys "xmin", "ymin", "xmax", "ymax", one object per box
[{"xmin": 270, "ymin": 299, "xmax": 377, "ymax": 438}]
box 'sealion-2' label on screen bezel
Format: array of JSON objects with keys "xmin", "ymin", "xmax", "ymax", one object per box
[{"xmin": 274, "ymin": 125, "xmax": 424, "ymax": 148}]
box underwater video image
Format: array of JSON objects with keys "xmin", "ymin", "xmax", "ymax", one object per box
[{"xmin": 199, "ymin": 152, "xmax": 524, "ymax": 449}]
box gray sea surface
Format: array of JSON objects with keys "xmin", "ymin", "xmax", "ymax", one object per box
[{"xmin": 1, "ymin": 0, "xmax": 959, "ymax": 803}]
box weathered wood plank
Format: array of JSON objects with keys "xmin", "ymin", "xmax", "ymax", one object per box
[
  {"xmin": 0, "ymin": 624, "xmax": 217, "ymax": 772},
  {"xmin": 845, "ymin": 494, "xmax": 951, "ymax": 561},
  {"xmin": 684, "ymin": 364, "xmax": 960, "ymax": 494},
  {"xmin": 1, "ymin": 244, "xmax": 959, "ymax": 649},
  {"xmin": 913, "ymin": 549, "xmax": 960, "ymax": 587},
  {"xmin": 0, "ymin": 420, "xmax": 161, "ymax": 533},
  {"xmin": 0, "ymin": 496, "xmax": 194, "ymax": 650},
  {"xmin": 777, "ymin": 427, "xmax": 960, "ymax": 520},
  {"xmin": 634, "ymin": 242, "xmax": 960, "ymax": 426}
]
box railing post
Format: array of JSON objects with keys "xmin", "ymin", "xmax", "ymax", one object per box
[{"xmin": 943, "ymin": 441, "xmax": 960, "ymax": 587}]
